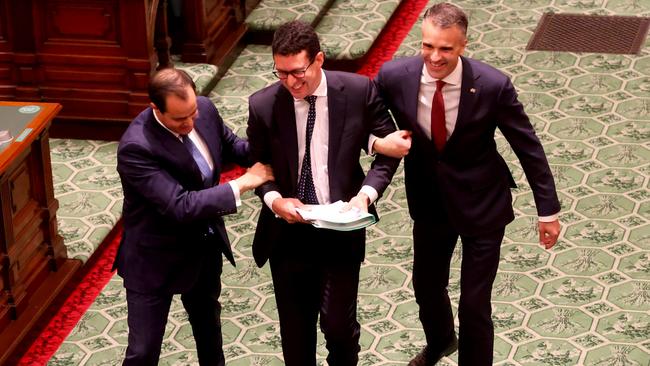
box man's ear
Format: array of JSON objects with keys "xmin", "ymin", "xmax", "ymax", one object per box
[
  {"xmin": 459, "ymin": 37, "xmax": 468, "ymax": 55},
  {"xmin": 315, "ymin": 51, "xmax": 325, "ymax": 66}
]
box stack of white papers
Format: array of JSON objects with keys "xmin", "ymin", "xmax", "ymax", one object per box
[{"xmin": 295, "ymin": 201, "xmax": 377, "ymax": 231}]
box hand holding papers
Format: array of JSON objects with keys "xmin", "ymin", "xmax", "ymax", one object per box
[{"xmin": 295, "ymin": 200, "xmax": 377, "ymax": 231}]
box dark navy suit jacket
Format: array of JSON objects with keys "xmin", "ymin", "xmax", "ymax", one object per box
[
  {"xmin": 115, "ymin": 96, "xmax": 250, "ymax": 294},
  {"xmin": 247, "ymin": 71, "xmax": 400, "ymax": 267},
  {"xmin": 375, "ymin": 56, "xmax": 560, "ymax": 235}
]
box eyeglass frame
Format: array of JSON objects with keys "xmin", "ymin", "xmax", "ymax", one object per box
[{"xmin": 272, "ymin": 58, "xmax": 315, "ymax": 80}]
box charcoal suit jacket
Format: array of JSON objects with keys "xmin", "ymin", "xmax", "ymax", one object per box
[
  {"xmin": 375, "ymin": 56, "xmax": 560, "ymax": 235},
  {"xmin": 247, "ymin": 70, "xmax": 400, "ymax": 267},
  {"xmin": 115, "ymin": 96, "xmax": 250, "ymax": 294}
]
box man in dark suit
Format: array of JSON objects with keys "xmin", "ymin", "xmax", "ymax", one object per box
[
  {"xmin": 372, "ymin": 3, "xmax": 561, "ymax": 365},
  {"xmin": 246, "ymin": 21, "xmax": 400, "ymax": 366},
  {"xmin": 115, "ymin": 68, "xmax": 273, "ymax": 365}
]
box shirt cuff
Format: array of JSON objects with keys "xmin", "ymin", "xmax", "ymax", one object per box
[
  {"xmin": 263, "ymin": 191, "xmax": 282, "ymax": 214},
  {"xmin": 360, "ymin": 185, "xmax": 378, "ymax": 204},
  {"xmin": 539, "ymin": 213, "xmax": 559, "ymax": 222},
  {"xmin": 228, "ymin": 181, "xmax": 241, "ymax": 207},
  {"xmin": 368, "ymin": 134, "xmax": 379, "ymax": 155}
]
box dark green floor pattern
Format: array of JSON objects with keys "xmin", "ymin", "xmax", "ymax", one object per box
[{"xmin": 48, "ymin": 0, "xmax": 649, "ymax": 364}]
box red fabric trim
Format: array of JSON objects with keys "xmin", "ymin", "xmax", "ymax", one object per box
[
  {"xmin": 17, "ymin": 226, "xmax": 122, "ymax": 365},
  {"xmin": 357, "ymin": 0, "xmax": 430, "ymax": 78},
  {"xmin": 18, "ymin": 1, "xmax": 426, "ymax": 363}
]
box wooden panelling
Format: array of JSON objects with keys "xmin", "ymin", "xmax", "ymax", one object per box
[
  {"xmin": 9, "ymin": 165, "xmax": 32, "ymax": 218},
  {"xmin": 9, "ymin": 201, "xmax": 41, "ymax": 255},
  {"xmin": 42, "ymin": 67, "xmax": 127, "ymax": 85},
  {"xmin": 0, "ymin": 0, "xmax": 246, "ymax": 139},
  {"xmin": 0, "ymin": 66, "xmax": 10, "ymax": 78},
  {"xmin": 178, "ymin": 0, "xmax": 247, "ymax": 67},
  {"xmin": 45, "ymin": 1, "xmax": 119, "ymax": 43}
]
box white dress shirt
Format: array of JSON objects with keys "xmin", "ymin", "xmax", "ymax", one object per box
[
  {"xmin": 153, "ymin": 110, "xmax": 241, "ymax": 206},
  {"xmin": 264, "ymin": 70, "xmax": 378, "ymax": 211},
  {"xmin": 417, "ymin": 58, "xmax": 463, "ymax": 141}
]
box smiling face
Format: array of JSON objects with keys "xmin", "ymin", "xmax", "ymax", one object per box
[
  {"xmin": 421, "ymin": 19, "xmax": 467, "ymax": 80},
  {"xmin": 273, "ymin": 50, "xmax": 324, "ymax": 100},
  {"xmin": 151, "ymin": 85, "xmax": 198, "ymax": 135}
]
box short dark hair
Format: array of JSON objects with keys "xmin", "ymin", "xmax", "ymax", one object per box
[
  {"xmin": 148, "ymin": 68, "xmax": 196, "ymax": 113},
  {"xmin": 272, "ymin": 21, "xmax": 321, "ymax": 61},
  {"xmin": 423, "ymin": 3, "xmax": 468, "ymax": 36}
]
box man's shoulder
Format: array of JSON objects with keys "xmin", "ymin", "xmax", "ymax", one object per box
[
  {"xmin": 379, "ymin": 56, "xmax": 421, "ymax": 73},
  {"xmin": 250, "ymin": 82, "xmax": 283, "ymax": 104},
  {"xmin": 123, "ymin": 108, "xmax": 151, "ymax": 136},
  {"xmin": 119, "ymin": 108, "xmax": 154, "ymax": 149},
  {"xmin": 325, "ymin": 69, "xmax": 367, "ymax": 82},
  {"xmin": 325, "ymin": 70, "xmax": 372, "ymax": 92},
  {"xmin": 196, "ymin": 95, "xmax": 214, "ymax": 110}
]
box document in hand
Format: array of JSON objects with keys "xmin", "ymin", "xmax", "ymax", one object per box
[{"xmin": 295, "ymin": 201, "xmax": 377, "ymax": 231}]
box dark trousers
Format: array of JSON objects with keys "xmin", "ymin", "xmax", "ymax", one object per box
[
  {"xmin": 123, "ymin": 261, "xmax": 224, "ymax": 366},
  {"xmin": 270, "ymin": 228, "xmax": 362, "ymax": 366},
  {"xmin": 412, "ymin": 218, "xmax": 504, "ymax": 366}
]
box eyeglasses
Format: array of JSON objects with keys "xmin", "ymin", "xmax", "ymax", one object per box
[{"xmin": 272, "ymin": 59, "xmax": 315, "ymax": 80}]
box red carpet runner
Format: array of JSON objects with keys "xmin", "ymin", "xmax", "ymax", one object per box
[{"xmin": 18, "ymin": 1, "xmax": 429, "ymax": 363}]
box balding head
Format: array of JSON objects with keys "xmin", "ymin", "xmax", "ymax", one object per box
[{"xmin": 148, "ymin": 68, "xmax": 196, "ymax": 113}]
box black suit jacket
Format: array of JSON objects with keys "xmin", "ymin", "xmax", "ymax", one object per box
[
  {"xmin": 375, "ymin": 56, "xmax": 560, "ymax": 235},
  {"xmin": 115, "ymin": 97, "xmax": 250, "ymax": 294},
  {"xmin": 247, "ymin": 71, "xmax": 400, "ymax": 267}
]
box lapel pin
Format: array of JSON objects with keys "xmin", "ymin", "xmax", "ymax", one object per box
[{"xmin": 470, "ymin": 88, "xmax": 476, "ymax": 93}]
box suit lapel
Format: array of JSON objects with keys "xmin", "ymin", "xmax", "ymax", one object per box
[
  {"xmin": 274, "ymin": 86, "xmax": 299, "ymax": 192},
  {"xmin": 326, "ymin": 71, "xmax": 346, "ymax": 186},
  {"xmin": 400, "ymin": 58, "xmax": 420, "ymax": 129},
  {"xmin": 144, "ymin": 111, "xmax": 203, "ymax": 185},
  {"xmin": 448, "ymin": 56, "xmax": 480, "ymax": 147},
  {"xmin": 403, "ymin": 57, "xmax": 436, "ymax": 156}
]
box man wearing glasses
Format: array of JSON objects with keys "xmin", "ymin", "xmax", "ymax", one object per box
[{"xmin": 246, "ymin": 21, "xmax": 400, "ymax": 365}]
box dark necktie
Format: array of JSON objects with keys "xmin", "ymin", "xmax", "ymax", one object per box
[
  {"xmin": 431, "ymin": 80, "xmax": 447, "ymax": 152},
  {"xmin": 182, "ymin": 134, "xmax": 213, "ymax": 187},
  {"xmin": 296, "ymin": 95, "xmax": 319, "ymax": 204}
]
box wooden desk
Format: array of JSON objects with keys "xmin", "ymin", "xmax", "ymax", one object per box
[{"xmin": 0, "ymin": 101, "xmax": 80, "ymax": 364}]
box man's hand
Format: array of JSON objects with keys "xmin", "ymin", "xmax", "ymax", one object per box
[
  {"xmin": 373, "ymin": 130, "xmax": 412, "ymax": 158},
  {"xmin": 342, "ymin": 192, "xmax": 370, "ymax": 213},
  {"xmin": 235, "ymin": 162, "xmax": 274, "ymax": 193},
  {"xmin": 272, "ymin": 198, "xmax": 310, "ymax": 224},
  {"xmin": 539, "ymin": 219, "xmax": 561, "ymax": 249}
]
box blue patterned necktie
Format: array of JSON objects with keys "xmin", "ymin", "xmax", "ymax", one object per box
[
  {"xmin": 296, "ymin": 95, "xmax": 319, "ymax": 204},
  {"xmin": 182, "ymin": 134, "xmax": 213, "ymax": 187}
]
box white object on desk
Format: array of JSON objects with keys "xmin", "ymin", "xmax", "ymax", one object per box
[{"xmin": 0, "ymin": 130, "xmax": 12, "ymax": 144}]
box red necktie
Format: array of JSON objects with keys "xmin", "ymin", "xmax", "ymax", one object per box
[{"xmin": 431, "ymin": 80, "xmax": 446, "ymax": 152}]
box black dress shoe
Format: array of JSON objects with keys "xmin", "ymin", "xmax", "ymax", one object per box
[{"xmin": 408, "ymin": 334, "xmax": 458, "ymax": 366}]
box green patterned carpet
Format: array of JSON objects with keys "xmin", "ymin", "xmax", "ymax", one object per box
[
  {"xmin": 246, "ymin": 0, "xmax": 332, "ymax": 32},
  {"xmin": 48, "ymin": 0, "xmax": 649, "ymax": 365}
]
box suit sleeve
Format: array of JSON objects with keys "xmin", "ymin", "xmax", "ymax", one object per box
[
  {"xmin": 117, "ymin": 142, "xmax": 238, "ymax": 223},
  {"xmin": 495, "ymin": 79, "xmax": 561, "ymax": 216},
  {"xmin": 220, "ymin": 121, "xmax": 252, "ymax": 168},
  {"xmin": 361, "ymin": 78, "xmax": 400, "ymax": 197},
  {"xmin": 246, "ymin": 97, "xmax": 282, "ymax": 199},
  {"xmin": 207, "ymin": 101, "xmax": 252, "ymax": 167},
  {"xmin": 373, "ymin": 66, "xmax": 389, "ymax": 100}
]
